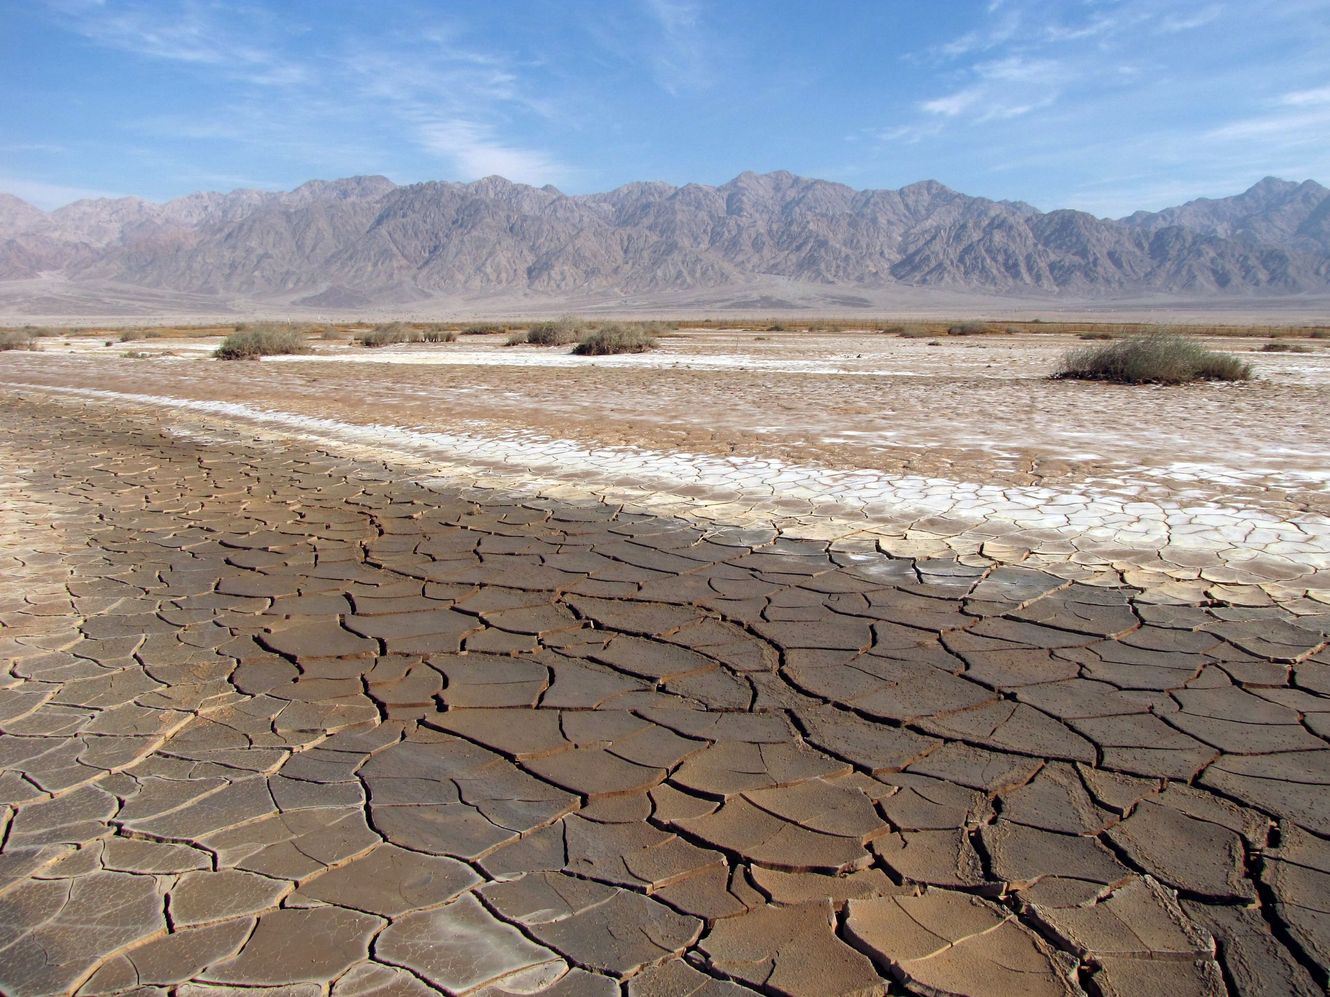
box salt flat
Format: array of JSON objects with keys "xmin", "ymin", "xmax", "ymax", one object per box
[{"xmin": 1, "ymin": 328, "xmax": 1328, "ymax": 995}]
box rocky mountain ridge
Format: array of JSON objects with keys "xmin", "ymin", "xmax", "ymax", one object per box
[{"xmin": 2, "ymin": 172, "xmax": 1327, "ymax": 307}]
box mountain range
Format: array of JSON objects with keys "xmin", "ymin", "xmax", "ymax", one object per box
[{"xmin": 2, "ymin": 172, "xmax": 1328, "ymax": 315}]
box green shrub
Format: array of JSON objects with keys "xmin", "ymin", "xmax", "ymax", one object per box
[
  {"xmin": 357, "ymin": 322, "xmax": 421, "ymax": 347},
  {"xmin": 214, "ymin": 325, "xmax": 310, "ymax": 360},
  {"xmin": 461, "ymin": 323, "xmax": 506, "ymax": 335},
  {"xmin": 572, "ymin": 322, "xmax": 659, "ymax": 356},
  {"xmin": 0, "ymin": 329, "xmax": 38, "ymax": 351},
  {"xmin": 1055, "ymin": 332, "xmax": 1251, "ymax": 384}
]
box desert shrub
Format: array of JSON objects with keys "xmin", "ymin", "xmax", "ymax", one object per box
[
  {"xmin": 357, "ymin": 322, "xmax": 421, "ymax": 347},
  {"xmin": 898, "ymin": 327, "xmax": 932, "ymax": 338},
  {"xmin": 1003, "ymin": 326, "xmax": 1023, "ymax": 335},
  {"xmin": 420, "ymin": 327, "xmax": 457, "ymax": 343},
  {"xmin": 504, "ymin": 331, "xmax": 529, "ymax": 346},
  {"xmin": 0, "ymin": 329, "xmax": 38, "ymax": 351},
  {"xmin": 947, "ymin": 322, "xmax": 988, "ymax": 336},
  {"xmin": 119, "ymin": 329, "xmax": 145, "ymax": 342},
  {"xmin": 524, "ymin": 317, "xmax": 583, "ymax": 346},
  {"xmin": 214, "ymin": 325, "xmax": 310, "ymax": 360},
  {"xmin": 766, "ymin": 323, "xmax": 788, "ymax": 332},
  {"xmin": 461, "ymin": 323, "xmax": 506, "ymax": 335},
  {"xmin": 572, "ymin": 322, "xmax": 659, "ymax": 356},
  {"xmin": 25, "ymin": 325, "xmax": 59, "ymax": 338},
  {"xmin": 754, "ymin": 335, "xmax": 770, "ymax": 342},
  {"xmin": 319, "ymin": 328, "xmax": 347, "ymax": 340},
  {"xmin": 1077, "ymin": 331, "xmax": 1117, "ymax": 341},
  {"xmin": 1261, "ymin": 342, "xmax": 1312, "ymax": 353},
  {"xmin": 1309, "ymin": 329, "xmax": 1329, "ymax": 339},
  {"xmin": 1054, "ymin": 332, "xmax": 1251, "ymax": 384}
]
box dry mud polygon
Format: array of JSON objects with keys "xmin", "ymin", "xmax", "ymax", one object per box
[{"xmin": 1, "ymin": 331, "xmax": 1328, "ymax": 995}]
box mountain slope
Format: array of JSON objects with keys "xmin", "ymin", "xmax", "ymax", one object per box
[{"xmin": 2, "ymin": 173, "xmax": 1328, "ymax": 307}]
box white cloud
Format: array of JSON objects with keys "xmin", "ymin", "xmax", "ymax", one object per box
[{"xmin": 417, "ymin": 120, "xmax": 568, "ymax": 185}]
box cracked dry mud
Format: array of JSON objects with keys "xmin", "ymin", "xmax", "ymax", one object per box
[{"xmin": 1, "ymin": 368, "xmax": 1329, "ymax": 995}]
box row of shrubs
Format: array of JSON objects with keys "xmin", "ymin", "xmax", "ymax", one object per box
[
  {"xmin": 356, "ymin": 323, "xmax": 458, "ymax": 347},
  {"xmin": 181, "ymin": 319, "xmax": 1260, "ymax": 382},
  {"xmin": 212, "ymin": 318, "xmax": 662, "ymax": 359},
  {"xmin": 505, "ymin": 317, "xmax": 663, "ymax": 355}
]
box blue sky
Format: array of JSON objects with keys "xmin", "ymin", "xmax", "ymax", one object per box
[{"xmin": 4, "ymin": 0, "xmax": 1329, "ymax": 215}]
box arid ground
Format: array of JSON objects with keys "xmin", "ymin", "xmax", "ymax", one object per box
[{"xmin": 2, "ymin": 326, "xmax": 1329, "ymax": 995}]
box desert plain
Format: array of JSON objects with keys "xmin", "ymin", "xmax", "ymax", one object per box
[{"xmin": 2, "ymin": 322, "xmax": 1329, "ymax": 995}]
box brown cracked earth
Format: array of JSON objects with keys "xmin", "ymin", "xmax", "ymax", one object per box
[{"xmin": 2, "ymin": 330, "xmax": 1330, "ymax": 996}]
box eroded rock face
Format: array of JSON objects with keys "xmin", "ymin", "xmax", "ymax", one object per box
[{"xmin": 0, "ymin": 393, "xmax": 1328, "ymax": 995}]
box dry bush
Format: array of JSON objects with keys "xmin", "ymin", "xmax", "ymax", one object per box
[
  {"xmin": 420, "ymin": 327, "xmax": 458, "ymax": 343},
  {"xmin": 461, "ymin": 323, "xmax": 506, "ymax": 335},
  {"xmin": 214, "ymin": 325, "xmax": 310, "ymax": 360},
  {"xmin": 1054, "ymin": 332, "xmax": 1251, "ymax": 384},
  {"xmin": 504, "ymin": 316, "xmax": 591, "ymax": 346},
  {"xmin": 0, "ymin": 329, "xmax": 39, "ymax": 351},
  {"xmin": 357, "ymin": 323, "xmax": 421, "ymax": 347},
  {"xmin": 898, "ymin": 327, "xmax": 932, "ymax": 338},
  {"xmin": 1261, "ymin": 342, "xmax": 1312, "ymax": 353},
  {"xmin": 947, "ymin": 322, "xmax": 988, "ymax": 336},
  {"xmin": 572, "ymin": 322, "xmax": 659, "ymax": 356}
]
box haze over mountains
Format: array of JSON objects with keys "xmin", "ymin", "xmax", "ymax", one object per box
[{"xmin": 2, "ymin": 172, "xmax": 1328, "ymax": 317}]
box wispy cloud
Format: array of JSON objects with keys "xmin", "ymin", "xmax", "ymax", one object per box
[
  {"xmin": 39, "ymin": 1, "xmax": 570, "ymax": 187},
  {"xmin": 642, "ymin": 0, "xmax": 714, "ymax": 94},
  {"xmin": 45, "ymin": 0, "xmax": 291, "ymax": 77}
]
